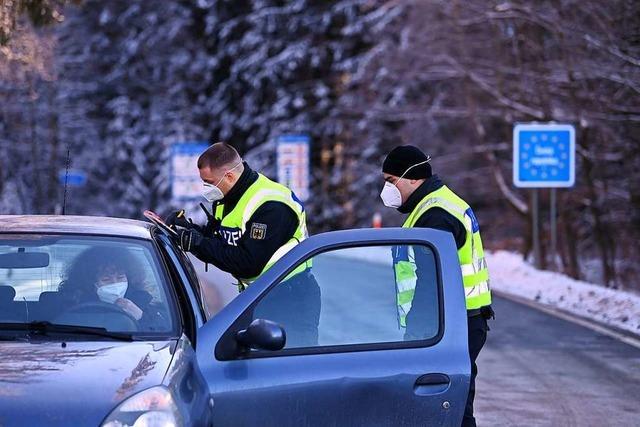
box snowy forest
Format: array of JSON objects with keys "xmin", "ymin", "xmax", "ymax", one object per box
[{"xmin": 1, "ymin": 0, "xmax": 639, "ymax": 292}]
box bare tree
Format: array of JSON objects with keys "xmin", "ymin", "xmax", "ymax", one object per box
[{"xmin": 342, "ymin": 0, "xmax": 640, "ymax": 290}]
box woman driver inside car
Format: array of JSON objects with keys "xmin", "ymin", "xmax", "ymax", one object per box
[{"xmin": 58, "ymin": 246, "xmax": 167, "ymax": 330}]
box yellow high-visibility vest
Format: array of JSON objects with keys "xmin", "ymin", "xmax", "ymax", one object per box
[{"xmin": 395, "ymin": 185, "xmax": 491, "ymax": 325}]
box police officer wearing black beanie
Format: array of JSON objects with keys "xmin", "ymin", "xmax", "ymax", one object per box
[
  {"xmin": 381, "ymin": 145, "xmax": 494, "ymax": 427},
  {"xmin": 381, "ymin": 146, "xmax": 466, "ymax": 245}
]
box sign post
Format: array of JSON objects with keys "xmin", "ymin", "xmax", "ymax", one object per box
[
  {"xmin": 276, "ymin": 134, "xmax": 310, "ymax": 202},
  {"xmin": 550, "ymin": 188, "xmax": 558, "ymax": 268},
  {"xmin": 171, "ymin": 142, "xmax": 210, "ymax": 202},
  {"xmin": 514, "ymin": 123, "xmax": 575, "ymax": 269}
]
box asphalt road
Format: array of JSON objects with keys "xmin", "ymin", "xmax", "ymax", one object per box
[{"xmin": 475, "ymin": 296, "xmax": 640, "ymax": 427}]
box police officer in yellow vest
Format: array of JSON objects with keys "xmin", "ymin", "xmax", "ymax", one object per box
[
  {"xmin": 169, "ymin": 142, "xmax": 320, "ymax": 346},
  {"xmin": 380, "ymin": 145, "xmax": 494, "ymax": 427}
]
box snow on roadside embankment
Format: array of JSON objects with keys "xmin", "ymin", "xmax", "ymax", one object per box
[
  {"xmin": 487, "ymin": 250, "xmax": 640, "ymax": 335},
  {"xmin": 334, "ymin": 247, "xmax": 640, "ymax": 335}
]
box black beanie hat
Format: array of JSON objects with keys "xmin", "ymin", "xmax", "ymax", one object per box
[{"xmin": 382, "ymin": 145, "xmax": 432, "ymax": 179}]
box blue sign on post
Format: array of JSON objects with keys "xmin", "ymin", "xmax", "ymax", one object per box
[
  {"xmin": 58, "ymin": 169, "xmax": 87, "ymax": 187},
  {"xmin": 171, "ymin": 142, "xmax": 210, "ymax": 201},
  {"xmin": 513, "ymin": 123, "xmax": 575, "ymax": 188},
  {"xmin": 277, "ymin": 134, "xmax": 310, "ymax": 202}
]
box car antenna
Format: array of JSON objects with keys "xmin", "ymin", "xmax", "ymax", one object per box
[
  {"xmin": 62, "ymin": 148, "xmax": 70, "ymax": 215},
  {"xmin": 22, "ymin": 297, "xmax": 31, "ymax": 340}
]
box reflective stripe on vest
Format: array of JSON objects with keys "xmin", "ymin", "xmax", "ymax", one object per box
[
  {"xmin": 213, "ymin": 174, "xmax": 309, "ymax": 290},
  {"xmin": 393, "ymin": 246, "xmax": 417, "ymax": 328},
  {"xmin": 398, "ymin": 185, "xmax": 492, "ymax": 314}
]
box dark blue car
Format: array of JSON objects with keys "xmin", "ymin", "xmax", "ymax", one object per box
[{"xmin": 0, "ymin": 216, "xmax": 470, "ymax": 426}]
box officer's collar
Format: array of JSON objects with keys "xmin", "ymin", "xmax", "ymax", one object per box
[
  {"xmin": 397, "ymin": 175, "xmax": 444, "ymax": 214},
  {"xmin": 221, "ymin": 162, "xmax": 259, "ymax": 209}
]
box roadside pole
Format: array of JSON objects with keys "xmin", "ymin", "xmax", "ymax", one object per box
[
  {"xmin": 372, "ymin": 212, "xmax": 382, "ymax": 228},
  {"xmin": 550, "ymin": 188, "xmax": 558, "ymax": 269},
  {"xmin": 531, "ymin": 189, "xmax": 541, "ymax": 269}
]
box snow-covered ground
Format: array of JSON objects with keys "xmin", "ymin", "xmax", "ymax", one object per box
[
  {"xmin": 487, "ymin": 250, "xmax": 640, "ymax": 335},
  {"xmin": 330, "ymin": 246, "xmax": 640, "ymax": 336}
]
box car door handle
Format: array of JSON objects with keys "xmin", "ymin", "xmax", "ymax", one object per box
[{"xmin": 414, "ymin": 373, "xmax": 450, "ymax": 395}]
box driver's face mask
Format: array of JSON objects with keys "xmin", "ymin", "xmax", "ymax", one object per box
[
  {"xmin": 96, "ymin": 280, "xmax": 129, "ymax": 304},
  {"xmin": 380, "ymin": 159, "xmax": 430, "ymax": 208}
]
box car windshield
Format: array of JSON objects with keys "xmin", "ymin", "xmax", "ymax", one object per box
[{"xmin": 0, "ymin": 234, "xmax": 177, "ymax": 338}]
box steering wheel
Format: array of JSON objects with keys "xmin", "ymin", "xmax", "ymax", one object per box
[{"xmin": 59, "ymin": 301, "xmax": 139, "ymax": 331}]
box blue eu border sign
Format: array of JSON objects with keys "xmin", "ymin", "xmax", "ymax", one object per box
[
  {"xmin": 171, "ymin": 142, "xmax": 210, "ymax": 201},
  {"xmin": 513, "ymin": 123, "xmax": 575, "ymax": 188},
  {"xmin": 277, "ymin": 134, "xmax": 310, "ymax": 202}
]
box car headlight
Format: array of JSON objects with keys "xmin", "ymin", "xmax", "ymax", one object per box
[{"xmin": 101, "ymin": 386, "xmax": 183, "ymax": 427}]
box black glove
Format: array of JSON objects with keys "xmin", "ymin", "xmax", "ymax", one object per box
[
  {"xmin": 166, "ymin": 210, "xmax": 204, "ymax": 232},
  {"xmin": 177, "ymin": 228, "xmax": 204, "ymax": 252},
  {"xmin": 481, "ymin": 305, "xmax": 495, "ymax": 320},
  {"xmin": 165, "ymin": 210, "xmax": 189, "ymax": 228}
]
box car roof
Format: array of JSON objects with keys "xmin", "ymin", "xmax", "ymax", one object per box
[{"xmin": 0, "ymin": 215, "xmax": 155, "ymax": 240}]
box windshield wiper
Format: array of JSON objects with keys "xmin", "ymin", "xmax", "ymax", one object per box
[{"xmin": 0, "ymin": 321, "xmax": 134, "ymax": 341}]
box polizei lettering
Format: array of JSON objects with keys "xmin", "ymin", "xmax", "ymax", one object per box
[{"xmin": 219, "ymin": 227, "xmax": 243, "ymax": 246}]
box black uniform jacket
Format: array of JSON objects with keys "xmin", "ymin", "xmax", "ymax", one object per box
[{"xmin": 191, "ymin": 163, "xmax": 299, "ymax": 279}]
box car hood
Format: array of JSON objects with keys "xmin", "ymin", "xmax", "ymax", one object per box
[{"xmin": 0, "ymin": 339, "xmax": 177, "ymax": 427}]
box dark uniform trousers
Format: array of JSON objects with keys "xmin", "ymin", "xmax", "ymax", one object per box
[
  {"xmin": 463, "ymin": 312, "xmax": 490, "ymax": 427},
  {"xmin": 253, "ymin": 271, "xmax": 321, "ymax": 347}
]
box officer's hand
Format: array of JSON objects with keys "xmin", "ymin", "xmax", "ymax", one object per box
[
  {"xmin": 177, "ymin": 228, "xmax": 204, "ymax": 252},
  {"xmin": 166, "ymin": 210, "xmax": 205, "ymax": 232},
  {"xmin": 164, "ymin": 209, "xmax": 189, "ymax": 228}
]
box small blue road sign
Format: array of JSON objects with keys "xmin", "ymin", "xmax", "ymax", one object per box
[
  {"xmin": 58, "ymin": 169, "xmax": 87, "ymax": 187},
  {"xmin": 513, "ymin": 123, "xmax": 575, "ymax": 188},
  {"xmin": 171, "ymin": 142, "xmax": 210, "ymax": 201}
]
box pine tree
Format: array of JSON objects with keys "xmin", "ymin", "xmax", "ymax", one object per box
[
  {"xmin": 56, "ymin": 0, "xmax": 202, "ymax": 217},
  {"xmin": 54, "ymin": 0, "xmax": 399, "ymax": 223}
]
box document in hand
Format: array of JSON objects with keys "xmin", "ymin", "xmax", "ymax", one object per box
[{"xmin": 143, "ymin": 210, "xmax": 179, "ymax": 237}]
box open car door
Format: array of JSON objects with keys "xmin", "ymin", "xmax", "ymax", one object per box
[{"xmin": 196, "ymin": 228, "xmax": 470, "ymax": 426}]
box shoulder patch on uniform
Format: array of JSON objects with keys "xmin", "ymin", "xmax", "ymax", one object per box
[{"xmin": 250, "ymin": 223, "xmax": 267, "ymax": 240}]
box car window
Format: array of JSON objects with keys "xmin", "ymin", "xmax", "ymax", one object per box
[
  {"xmin": 0, "ymin": 235, "xmax": 177, "ymax": 337},
  {"xmin": 250, "ymin": 244, "xmax": 440, "ymax": 351}
]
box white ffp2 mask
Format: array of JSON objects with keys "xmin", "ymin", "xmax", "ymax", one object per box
[
  {"xmin": 202, "ymin": 182, "xmax": 224, "ymax": 203},
  {"xmin": 379, "ymin": 158, "xmax": 431, "ymax": 209},
  {"xmin": 202, "ymin": 162, "xmax": 243, "ymax": 203},
  {"xmin": 96, "ymin": 281, "xmax": 128, "ymax": 304},
  {"xmin": 380, "ymin": 182, "xmax": 403, "ymax": 208}
]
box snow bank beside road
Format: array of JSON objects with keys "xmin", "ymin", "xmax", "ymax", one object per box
[{"xmin": 487, "ymin": 250, "xmax": 640, "ymax": 335}]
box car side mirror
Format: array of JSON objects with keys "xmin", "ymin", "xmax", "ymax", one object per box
[{"xmin": 235, "ymin": 319, "xmax": 286, "ymax": 351}]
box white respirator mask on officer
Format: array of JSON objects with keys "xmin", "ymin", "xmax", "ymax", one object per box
[
  {"xmin": 202, "ymin": 162, "xmax": 243, "ymax": 203},
  {"xmin": 380, "ymin": 159, "xmax": 431, "ymax": 208},
  {"xmin": 96, "ymin": 281, "xmax": 128, "ymax": 304}
]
